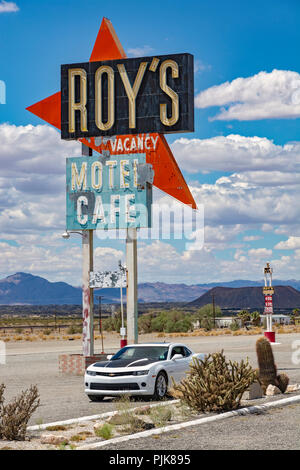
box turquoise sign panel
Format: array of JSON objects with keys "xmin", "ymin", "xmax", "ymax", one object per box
[{"xmin": 66, "ymin": 153, "xmax": 152, "ymax": 230}]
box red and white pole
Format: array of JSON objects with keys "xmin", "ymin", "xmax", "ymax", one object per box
[{"xmin": 263, "ymin": 262, "xmax": 275, "ymax": 343}]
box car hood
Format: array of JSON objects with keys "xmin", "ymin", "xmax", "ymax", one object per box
[{"xmin": 90, "ymin": 358, "xmax": 159, "ymax": 369}]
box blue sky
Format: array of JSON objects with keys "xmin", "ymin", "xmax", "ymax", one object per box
[{"xmin": 1, "ymin": 0, "xmax": 300, "ymax": 285}]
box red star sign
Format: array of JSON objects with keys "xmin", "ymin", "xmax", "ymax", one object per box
[{"xmin": 26, "ymin": 18, "xmax": 197, "ymax": 209}]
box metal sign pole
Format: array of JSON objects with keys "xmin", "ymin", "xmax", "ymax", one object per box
[
  {"xmin": 126, "ymin": 227, "xmax": 138, "ymax": 345},
  {"xmin": 82, "ymin": 144, "xmax": 94, "ymax": 357}
]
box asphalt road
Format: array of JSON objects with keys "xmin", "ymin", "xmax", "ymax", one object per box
[
  {"xmin": 103, "ymin": 403, "xmax": 300, "ymax": 451},
  {"xmin": 0, "ymin": 333, "xmax": 299, "ymax": 427}
]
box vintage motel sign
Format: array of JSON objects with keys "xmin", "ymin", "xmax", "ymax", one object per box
[
  {"xmin": 89, "ymin": 270, "xmax": 126, "ymax": 289},
  {"xmin": 264, "ymin": 295, "xmax": 273, "ymax": 314},
  {"xmin": 66, "ymin": 153, "xmax": 152, "ymax": 230},
  {"xmin": 61, "ymin": 53, "xmax": 194, "ymax": 140},
  {"xmin": 26, "ymin": 18, "xmax": 197, "ymax": 209},
  {"xmin": 263, "ymin": 262, "xmax": 276, "ymax": 343}
]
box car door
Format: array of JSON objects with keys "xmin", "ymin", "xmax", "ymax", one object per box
[{"xmin": 168, "ymin": 346, "xmax": 190, "ymax": 383}]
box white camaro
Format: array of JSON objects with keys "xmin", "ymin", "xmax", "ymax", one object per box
[{"xmin": 84, "ymin": 342, "xmax": 205, "ymax": 401}]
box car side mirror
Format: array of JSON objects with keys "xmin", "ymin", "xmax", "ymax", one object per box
[
  {"xmin": 172, "ymin": 354, "xmax": 184, "ymax": 361},
  {"xmin": 107, "ymin": 355, "xmax": 113, "ymax": 361}
]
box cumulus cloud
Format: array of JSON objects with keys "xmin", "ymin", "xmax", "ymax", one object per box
[
  {"xmin": 0, "ymin": 236, "xmax": 124, "ymax": 286},
  {"xmin": 191, "ymin": 178, "xmax": 300, "ymax": 226},
  {"xmin": 0, "ymin": 124, "xmax": 80, "ymax": 234},
  {"xmin": 0, "ymin": 1, "xmax": 19, "ymax": 13},
  {"xmin": 171, "ymin": 134, "xmax": 300, "ymax": 174},
  {"xmin": 275, "ymin": 237, "xmax": 300, "ymax": 250},
  {"xmin": 195, "ymin": 69, "xmax": 300, "ymax": 121},
  {"xmin": 248, "ymin": 248, "xmax": 272, "ymax": 259},
  {"xmin": 243, "ymin": 235, "xmax": 263, "ymax": 242},
  {"xmin": 127, "ymin": 46, "xmax": 154, "ymax": 57},
  {"xmin": 1, "ymin": 123, "xmax": 300, "ymax": 283},
  {"xmin": 0, "ymin": 124, "xmax": 79, "ymax": 179}
]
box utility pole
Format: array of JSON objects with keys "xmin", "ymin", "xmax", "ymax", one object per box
[
  {"xmin": 82, "ymin": 144, "xmax": 94, "ymax": 357},
  {"xmin": 126, "ymin": 227, "xmax": 138, "ymax": 344},
  {"xmin": 212, "ymin": 292, "xmax": 216, "ymax": 328},
  {"xmin": 97, "ymin": 295, "xmax": 104, "ymax": 354}
]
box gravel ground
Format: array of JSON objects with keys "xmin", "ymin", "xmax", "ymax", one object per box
[
  {"xmin": 0, "ymin": 332, "xmax": 299, "ymax": 427},
  {"xmin": 103, "ymin": 403, "xmax": 300, "ymax": 451}
]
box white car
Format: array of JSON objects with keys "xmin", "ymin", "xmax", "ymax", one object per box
[{"xmin": 84, "ymin": 342, "xmax": 205, "ymax": 401}]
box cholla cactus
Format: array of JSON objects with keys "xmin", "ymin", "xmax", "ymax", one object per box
[
  {"xmin": 256, "ymin": 337, "xmax": 289, "ymax": 393},
  {"xmin": 171, "ymin": 351, "xmax": 257, "ymax": 413}
]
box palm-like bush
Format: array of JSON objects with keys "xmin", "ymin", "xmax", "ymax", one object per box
[{"xmin": 251, "ymin": 311, "xmax": 261, "ymax": 327}]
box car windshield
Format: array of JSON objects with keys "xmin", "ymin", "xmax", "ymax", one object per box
[{"xmin": 111, "ymin": 346, "xmax": 169, "ymax": 362}]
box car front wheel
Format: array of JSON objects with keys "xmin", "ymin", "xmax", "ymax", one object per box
[
  {"xmin": 153, "ymin": 372, "xmax": 168, "ymax": 400},
  {"xmin": 88, "ymin": 395, "xmax": 104, "ymax": 402}
]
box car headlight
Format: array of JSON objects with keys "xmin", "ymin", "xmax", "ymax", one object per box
[
  {"xmin": 133, "ymin": 370, "xmax": 149, "ymax": 376},
  {"xmin": 86, "ymin": 370, "xmax": 97, "ymax": 376}
]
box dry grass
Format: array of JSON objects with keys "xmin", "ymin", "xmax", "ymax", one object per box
[
  {"xmin": 0, "ymin": 322, "xmax": 299, "ymax": 343},
  {"xmin": 155, "ymin": 325, "xmax": 300, "ymax": 338}
]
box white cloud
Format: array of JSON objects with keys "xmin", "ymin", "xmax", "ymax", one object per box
[
  {"xmin": 195, "ymin": 69, "xmax": 300, "ymax": 121},
  {"xmin": 171, "ymin": 134, "xmax": 300, "ymax": 174},
  {"xmin": 0, "ymin": 236, "xmax": 124, "ymax": 286},
  {"xmin": 194, "ymin": 59, "xmax": 211, "ymax": 75},
  {"xmin": 127, "ymin": 46, "xmax": 154, "ymax": 57},
  {"xmin": 0, "ymin": 124, "xmax": 79, "ymax": 234},
  {"xmin": 0, "ymin": 1, "xmax": 18, "ymax": 13},
  {"xmin": 275, "ymin": 237, "xmax": 300, "ymax": 250},
  {"xmin": 243, "ymin": 235, "xmax": 263, "ymax": 242},
  {"xmin": 1, "ymin": 124, "xmax": 300, "ymax": 283},
  {"xmin": 248, "ymin": 248, "xmax": 272, "ymax": 259}
]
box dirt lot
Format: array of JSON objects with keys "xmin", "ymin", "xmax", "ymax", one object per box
[{"xmin": 1, "ymin": 331, "xmax": 299, "ymax": 427}]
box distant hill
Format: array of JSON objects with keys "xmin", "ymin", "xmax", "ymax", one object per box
[
  {"xmin": 0, "ymin": 273, "xmax": 209, "ymax": 305},
  {"xmin": 190, "ymin": 286, "xmax": 300, "ymax": 309},
  {"xmin": 1, "ymin": 272, "xmax": 300, "ymax": 305},
  {"xmin": 0, "ymin": 272, "xmax": 120, "ymax": 305},
  {"xmin": 0, "ymin": 273, "xmax": 82, "ymax": 305}
]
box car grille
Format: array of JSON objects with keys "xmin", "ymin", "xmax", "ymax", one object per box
[
  {"xmin": 90, "ymin": 382, "xmax": 140, "ymax": 391},
  {"xmin": 94, "ymin": 371, "xmax": 137, "ymax": 377}
]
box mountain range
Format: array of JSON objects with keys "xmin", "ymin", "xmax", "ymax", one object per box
[{"xmin": 1, "ymin": 272, "xmax": 300, "ymax": 305}]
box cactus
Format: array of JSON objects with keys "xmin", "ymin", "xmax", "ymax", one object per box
[
  {"xmin": 277, "ymin": 372, "xmax": 289, "ymax": 393},
  {"xmin": 256, "ymin": 337, "xmax": 289, "ymax": 393},
  {"xmin": 171, "ymin": 351, "xmax": 258, "ymax": 413}
]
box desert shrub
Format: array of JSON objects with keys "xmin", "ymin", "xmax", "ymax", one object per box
[
  {"xmin": 149, "ymin": 405, "xmax": 172, "ymax": 427},
  {"xmin": 237, "ymin": 310, "xmax": 251, "ymax": 327},
  {"xmin": 45, "ymin": 425, "xmax": 69, "ymax": 431},
  {"xmin": 42, "ymin": 329, "xmax": 52, "ymax": 336},
  {"xmin": 194, "ymin": 304, "xmax": 221, "ymax": 331},
  {"xmin": 230, "ymin": 320, "xmax": 240, "ymax": 331},
  {"xmin": 0, "ymin": 384, "xmax": 40, "ymax": 440},
  {"xmin": 138, "ymin": 313, "xmax": 156, "ymax": 334},
  {"xmin": 172, "ymin": 351, "xmax": 257, "ymax": 413},
  {"xmin": 140, "ymin": 310, "xmax": 194, "ymax": 334},
  {"xmin": 70, "ymin": 434, "xmax": 86, "ymax": 442},
  {"xmin": 66, "ymin": 325, "xmax": 82, "ymax": 335},
  {"xmin": 251, "ymin": 311, "xmax": 261, "ymax": 327},
  {"xmin": 102, "ymin": 312, "xmax": 123, "ymax": 332},
  {"xmin": 94, "ymin": 423, "xmax": 114, "ymax": 440}
]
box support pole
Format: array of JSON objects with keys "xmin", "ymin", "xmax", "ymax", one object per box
[
  {"xmin": 82, "ymin": 230, "xmax": 94, "ymax": 357},
  {"xmin": 82, "ymin": 143, "xmax": 94, "ymax": 357},
  {"xmin": 126, "ymin": 227, "xmax": 138, "ymax": 345}
]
